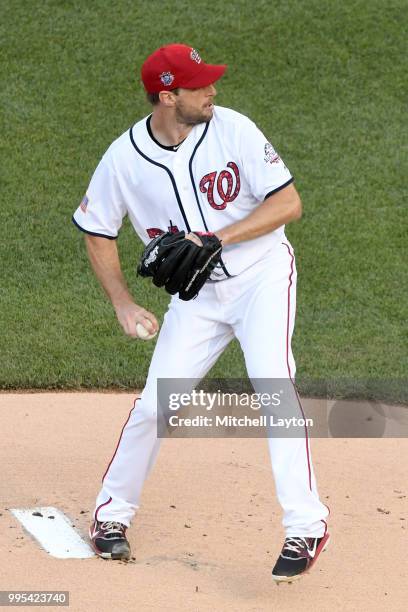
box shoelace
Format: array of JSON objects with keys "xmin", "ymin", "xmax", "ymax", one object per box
[
  {"xmin": 100, "ymin": 521, "xmax": 126, "ymax": 537},
  {"xmin": 281, "ymin": 537, "xmax": 311, "ymax": 559},
  {"xmin": 281, "ymin": 537, "xmax": 310, "ymax": 556}
]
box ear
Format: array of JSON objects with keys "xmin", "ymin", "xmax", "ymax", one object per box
[{"xmin": 158, "ymin": 90, "xmax": 178, "ymax": 107}]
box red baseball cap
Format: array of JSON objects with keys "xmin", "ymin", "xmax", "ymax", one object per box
[{"xmin": 141, "ymin": 44, "xmax": 226, "ymax": 94}]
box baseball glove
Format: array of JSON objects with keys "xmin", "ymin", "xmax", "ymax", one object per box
[{"xmin": 137, "ymin": 231, "xmax": 222, "ymax": 301}]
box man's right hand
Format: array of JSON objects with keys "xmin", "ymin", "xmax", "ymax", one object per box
[
  {"xmin": 114, "ymin": 302, "xmax": 159, "ymax": 339},
  {"xmin": 84, "ymin": 235, "xmax": 159, "ymax": 338}
]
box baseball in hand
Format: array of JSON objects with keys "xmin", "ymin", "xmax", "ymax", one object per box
[{"xmin": 136, "ymin": 322, "xmax": 157, "ymax": 340}]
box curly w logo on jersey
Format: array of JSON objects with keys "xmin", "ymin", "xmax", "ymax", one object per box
[{"xmin": 199, "ymin": 162, "xmax": 241, "ymax": 210}]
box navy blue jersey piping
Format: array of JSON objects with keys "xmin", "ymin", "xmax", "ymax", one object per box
[
  {"xmin": 264, "ymin": 177, "xmax": 294, "ymax": 200},
  {"xmin": 129, "ymin": 126, "xmax": 191, "ymax": 232},
  {"xmin": 188, "ymin": 123, "xmax": 232, "ymax": 278},
  {"xmin": 146, "ymin": 115, "xmax": 186, "ymax": 151},
  {"xmin": 72, "ymin": 216, "xmax": 117, "ymax": 239}
]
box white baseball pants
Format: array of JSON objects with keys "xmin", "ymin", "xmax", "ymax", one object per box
[{"xmin": 94, "ymin": 241, "xmax": 329, "ymax": 537}]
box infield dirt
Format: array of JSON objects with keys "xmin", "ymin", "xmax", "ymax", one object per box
[{"xmin": 1, "ymin": 393, "xmax": 406, "ymax": 611}]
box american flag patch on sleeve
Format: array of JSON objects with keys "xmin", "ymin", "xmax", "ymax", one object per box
[{"xmin": 80, "ymin": 195, "xmax": 89, "ymax": 212}]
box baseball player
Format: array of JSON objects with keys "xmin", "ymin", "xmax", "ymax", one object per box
[{"xmin": 73, "ymin": 43, "xmax": 330, "ymax": 582}]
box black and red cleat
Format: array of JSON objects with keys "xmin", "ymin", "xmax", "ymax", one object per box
[
  {"xmin": 89, "ymin": 520, "xmax": 131, "ymax": 560},
  {"xmin": 272, "ymin": 533, "xmax": 330, "ymax": 583}
]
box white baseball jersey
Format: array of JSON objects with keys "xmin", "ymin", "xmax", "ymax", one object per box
[{"xmin": 73, "ymin": 106, "xmax": 293, "ymax": 279}]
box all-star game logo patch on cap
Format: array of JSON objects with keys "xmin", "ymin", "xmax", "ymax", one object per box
[{"xmin": 141, "ymin": 43, "xmax": 226, "ymax": 94}]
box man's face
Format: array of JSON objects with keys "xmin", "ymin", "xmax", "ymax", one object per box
[{"xmin": 173, "ymin": 84, "xmax": 217, "ymax": 125}]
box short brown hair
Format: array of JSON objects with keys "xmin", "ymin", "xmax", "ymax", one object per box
[{"xmin": 146, "ymin": 88, "xmax": 180, "ymax": 106}]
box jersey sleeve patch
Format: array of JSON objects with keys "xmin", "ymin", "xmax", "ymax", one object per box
[
  {"xmin": 264, "ymin": 142, "xmax": 281, "ymax": 164},
  {"xmin": 79, "ymin": 195, "xmax": 89, "ymax": 213},
  {"xmin": 238, "ymin": 118, "xmax": 293, "ymax": 203}
]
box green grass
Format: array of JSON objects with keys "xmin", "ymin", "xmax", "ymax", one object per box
[{"xmin": 0, "ymin": 0, "xmax": 406, "ymax": 400}]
